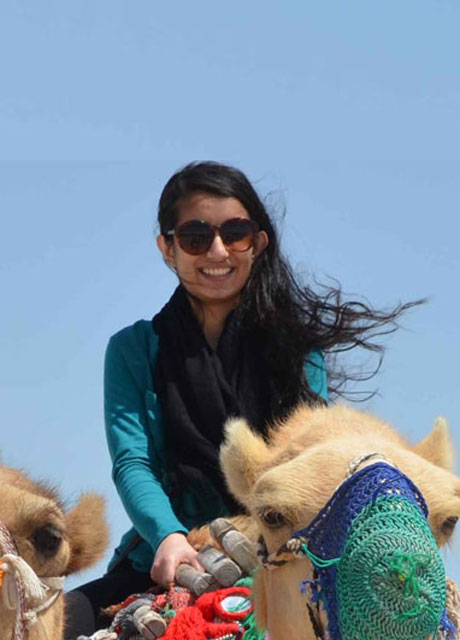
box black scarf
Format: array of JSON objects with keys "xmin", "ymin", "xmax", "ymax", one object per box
[{"xmin": 152, "ymin": 286, "xmax": 273, "ymax": 513}]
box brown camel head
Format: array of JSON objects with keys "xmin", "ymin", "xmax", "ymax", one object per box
[
  {"xmin": 220, "ymin": 405, "xmax": 460, "ymax": 640},
  {"xmin": 0, "ymin": 465, "xmax": 109, "ymax": 640}
]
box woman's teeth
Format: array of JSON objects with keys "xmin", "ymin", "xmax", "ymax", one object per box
[{"xmin": 201, "ymin": 267, "xmax": 232, "ymax": 276}]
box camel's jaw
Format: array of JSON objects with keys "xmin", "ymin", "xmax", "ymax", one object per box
[{"xmin": 256, "ymin": 560, "xmax": 317, "ymax": 640}]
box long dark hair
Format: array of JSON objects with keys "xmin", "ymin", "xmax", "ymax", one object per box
[{"xmin": 158, "ymin": 161, "xmax": 422, "ymax": 417}]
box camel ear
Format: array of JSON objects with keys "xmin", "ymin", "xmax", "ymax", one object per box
[
  {"xmin": 64, "ymin": 493, "xmax": 110, "ymax": 574},
  {"xmin": 220, "ymin": 417, "xmax": 272, "ymax": 505},
  {"xmin": 413, "ymin": 417, "xmax": 455, "ymax": 471}
]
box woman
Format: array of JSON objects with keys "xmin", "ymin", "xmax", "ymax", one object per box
[{"xmin": 65, "ymin": 161, "xmax": 416, "ymax": 637}]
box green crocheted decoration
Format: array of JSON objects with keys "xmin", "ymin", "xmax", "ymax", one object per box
[{"xmin": 336, "ymin": 495, "xmax": 446, "ymax": 640}]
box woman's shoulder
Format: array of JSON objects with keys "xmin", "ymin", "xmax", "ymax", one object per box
[
  {"xmin": 106, "ymin": 319, "xmax": 159, "ymax": 362},
  {"xmin": 307, "ymin": 348, "xmax": 326, "ymax": 368},
  {"xmin": 305, "ymin": 348, "xmax": 328, "ymax": 402}
]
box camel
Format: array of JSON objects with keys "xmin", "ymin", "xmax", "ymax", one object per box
[
  {"xmin": 190, "ymin": 404, "xmax": 460, "ymax": 640},
  {"xmin": 0, "ymin": 465, "xmax": 109, "ymax": 640}
]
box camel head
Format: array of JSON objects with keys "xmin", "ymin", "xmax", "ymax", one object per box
[
  {"xmin": 0, "ymin": 465, "xmax": 109, "ymax": 640},
  {"xmin": 220, "ymin": 405, "xmax": 460, "ymax": 640}
]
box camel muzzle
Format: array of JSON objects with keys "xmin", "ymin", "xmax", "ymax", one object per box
[{"xmin": 257, "ymin": 461, "xmax": 458, "ymax": 640}]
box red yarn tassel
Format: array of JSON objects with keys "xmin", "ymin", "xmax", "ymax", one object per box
[{"xmin": 162, "ymin": 605, "xmax": 240, "ymax": 639}]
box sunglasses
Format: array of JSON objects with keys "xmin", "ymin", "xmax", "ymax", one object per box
[{"xmin": 165, "ymin": 217, "xmax": 259, "ymax": 255}]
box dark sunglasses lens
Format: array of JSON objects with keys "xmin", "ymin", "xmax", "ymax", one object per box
[
  {"xmin": 176, "ymin": 221, "xmax": 214, "ymax": 255},
  {"xmin": 220, "ymin": 219, "xmax": 255, "ymax": 251}
]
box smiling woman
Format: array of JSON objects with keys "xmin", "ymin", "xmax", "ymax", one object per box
[
  {"xmin": 64, "ymin": 161, "xmax": 421, "ymax": 638},
  {"xmin": 157, "ymin": 193, "xmax": 268, "ymax": 347}
]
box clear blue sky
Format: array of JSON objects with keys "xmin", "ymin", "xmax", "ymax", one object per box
[{"xmin": 1, "ymin": 1, "xmax": 459, "ymax": 589}]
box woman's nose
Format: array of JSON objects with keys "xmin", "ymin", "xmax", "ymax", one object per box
[{"xmin": 207, "ymin": 232, "xmax": 230, "ymax": 259}]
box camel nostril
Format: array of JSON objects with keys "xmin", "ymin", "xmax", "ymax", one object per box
[{"xmin": 32, "ymin": 525, "xmax": 63, "ymax": 556}]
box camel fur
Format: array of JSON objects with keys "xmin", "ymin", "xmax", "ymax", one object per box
[
  {"xmin": 0, "ymin": 465, "xmax": 109, "ymax": 640},
  {"xmin": 189, "ymin": 404, "xmax": 460, "ymax": 640}
]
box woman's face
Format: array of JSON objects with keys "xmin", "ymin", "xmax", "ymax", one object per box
[{"xmin": 157, "ymin": 193, "xmax": 268, "ymax": 309}]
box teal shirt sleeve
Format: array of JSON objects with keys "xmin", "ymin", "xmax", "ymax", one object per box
[
  {"xmin": 104, "ymin": 328, "xmax": 188, "ymax": 556},
  {"xmin": 305, "ymin": 349, "xmax": 329, "ymax": 402}
]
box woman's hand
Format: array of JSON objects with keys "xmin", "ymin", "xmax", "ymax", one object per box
[{"xmin": 151, "ymin": 532, "xmax": 203, "ymax": 587}]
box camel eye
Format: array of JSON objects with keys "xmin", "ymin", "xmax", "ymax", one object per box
[
  {"xmin": 442, "ymin": 516, "xmax": 458, "ymax": 536},
  {"xmin": 260, "ymin": 509, "xmax": 287, "ymax": 528},
  {"xmin": 32, "ymin": 525, "xmax": 63, "ymax": 556}
]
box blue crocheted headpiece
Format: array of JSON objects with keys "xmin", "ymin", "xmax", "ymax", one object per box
[{"xmin": 293, "ymin": 462, "xmax": 451, "ymax": 640}]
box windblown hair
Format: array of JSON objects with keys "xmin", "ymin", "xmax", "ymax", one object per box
[{"xmin": 158, "ymin": 161, "xmax": 422, "ymax": 418}]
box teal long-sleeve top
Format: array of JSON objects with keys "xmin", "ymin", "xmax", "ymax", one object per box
[{"xmin": 105, "ymin": 319, "xmax": 328, "ymax": 573}]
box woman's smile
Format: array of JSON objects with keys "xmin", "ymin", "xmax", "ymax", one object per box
[{"xmin": 199, "ymin": 266, "xmax": 235, "ymax": 277}]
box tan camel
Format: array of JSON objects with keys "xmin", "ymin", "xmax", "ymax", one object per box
[
  {"xmin": 190, "ymin": 404, "xmax": 460, "ymax": 640},
  {"xmin": 0, "ymin": 465, "xmax": 109, "ymax": 640}
]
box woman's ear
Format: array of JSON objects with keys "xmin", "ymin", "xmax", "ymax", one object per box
[
  {"xmin": 254, "ymin": 230, "xmax": 269, "ymax": 257},
  {"xmin": 157, "ymin": 234, "xmax": 176, "ymax": 269}
]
